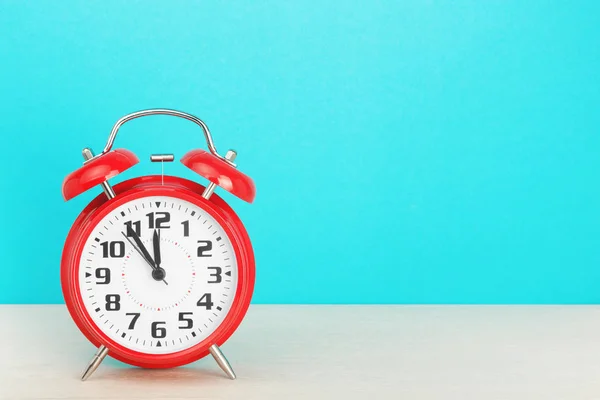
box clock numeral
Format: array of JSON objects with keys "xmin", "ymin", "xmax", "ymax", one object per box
[
  {"xmin": 197, "ymin": 240, "xmax": 212, "ymax": 257},
  {"xmin": 181, "ymin": 220, "xmax": 190, "ymax": 237},
  {"xmin": 95, "ymin": 267, "xmax": 111, "ymax": 285},
  {"xmin": 196, "ymin": 293, "xmax": 214, "ymax": 310},
  {"xmin": 178, "ymin": 312, "xmax": 193, "ymax": 329},
  {"xmin": 151, "ymin": 321, "xmax": 167, "ymax": 338},
  {"xmin": 146, "ymin": 212, "xmax": 170, "ymax": 229},
  {"xmin": 124, "ymin": 220, "xmax": 141, "ymax": 237},
  {"xmin": 207, "ymin": 266, "xmax": 222, "ymax": 284},
  {"xmin": 105, "ymin": 294, "xmax": 121, "ymax": 311},
  {"xmin": 100, "ymin": 241, "xmax": 125, "ymax": 258},
  {"xmin": 126, "ymin": 313, "xmax": 140, "ymax": 329}
]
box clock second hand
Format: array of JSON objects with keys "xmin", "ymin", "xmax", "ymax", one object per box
[{"xmin": 121, "ymin": 230, "xmax": 168, "ymax": 286}]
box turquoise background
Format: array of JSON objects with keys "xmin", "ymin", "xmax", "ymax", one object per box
[{"xmin": 0, "ymin": 1, "xmax": 598, "ymax": 304}]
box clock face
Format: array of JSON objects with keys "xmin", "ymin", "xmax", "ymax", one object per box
[{"xmin": 78, "ymin": 195, "xmax": 238, "ymax": 354}]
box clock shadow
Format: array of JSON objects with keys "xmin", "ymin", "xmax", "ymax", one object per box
[{"xmin": 97, "ymin": 358, "xmax": 226, "ymax": 383}]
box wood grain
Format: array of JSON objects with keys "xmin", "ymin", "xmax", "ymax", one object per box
[{"xmin": 1, "ymin": 305, "xmax": 599, "ymax": 399}]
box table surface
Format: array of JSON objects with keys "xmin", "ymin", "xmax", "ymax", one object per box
[{"xmin": 1, "ymin": 305, "xmax": 600, "ymax": 400}]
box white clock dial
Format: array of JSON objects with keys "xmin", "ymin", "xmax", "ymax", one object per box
[{"xmin": 78, "ymin": 196, "xmax": 237, "ymax": 354}]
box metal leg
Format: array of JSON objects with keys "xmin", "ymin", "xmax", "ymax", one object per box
[
  {"xmin": 201, "ymin": 150, "xmax": 237, "ymax": 200},
  {"xmin": 209, "ymin": 344, "xmax": 236, "ymax": 380},
  {"xmin": 78, "ymin": 147, "xmax": 113, "ymax": 381},
  {"xmin": 201, "ymin": 150, "xmax": 238, "ymax": 380},
  {"xmin": 81, "ymin": 345, "xmax": 109, "ymax": 381}
]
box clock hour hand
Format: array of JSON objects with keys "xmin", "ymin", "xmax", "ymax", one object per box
[
  {"xmin": 151, "ymin": 229, "xmax": 168, "ymax": 285},
  {"xmin": 122, "ymin": 227, "xmax": 168, "ymax": 285},
  {"xmin": 153, "ymin": 229, "xmax": 162, "ymax": 268}
]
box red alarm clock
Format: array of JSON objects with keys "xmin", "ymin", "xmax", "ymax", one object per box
[{"xmin": 61, "ymin": 109, "xmax": 255, "ymax": 381}]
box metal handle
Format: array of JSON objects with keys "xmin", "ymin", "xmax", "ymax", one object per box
[{"xmin": 99, "ymin": 108, "xmax": 234, "ymax": 166}]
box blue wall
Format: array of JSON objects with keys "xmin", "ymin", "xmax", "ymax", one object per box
[{"xmin": 1, "ymin": 1, "xmax": 598, "ymax": 304}]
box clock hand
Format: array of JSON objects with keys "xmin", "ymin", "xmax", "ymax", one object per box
[
  {"xmin": 153, "ymin": 229, "xmax": 162, "ymax": 268},
  {"xmin": 124, "ymin": 226, "xmax": 156, "ymax": 267},
  {"xmin": 122, "ymin": 228, "xmax": 168, "ymax": 285},
  {"xmin": 153, "ymin": 229, "xmax": 168, "ymax": 285},
  {"xmin": 121, "ymin": 232, "xmax": 154, "ymax": 267}
]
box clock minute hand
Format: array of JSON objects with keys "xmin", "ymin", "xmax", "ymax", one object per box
[
  {"xmin": 124, "ymin": 226, "xmax": 156, "ymax": 268},
  {"xmin": 121, "ymin": 232, "xmax": 155, "ymax": 268},
  {"xmin": 122, "ymin": 228, "xmax": 168, "ymax": 285}
]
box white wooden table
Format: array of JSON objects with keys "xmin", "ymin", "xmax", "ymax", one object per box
[{"xmin": 1, "ymin": 305, "xmax": 599, "ymax": 399}]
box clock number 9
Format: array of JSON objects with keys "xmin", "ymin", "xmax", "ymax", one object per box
[{"xmin": 95, "ymin": 268, "xmax": 111, "ymax": 285}]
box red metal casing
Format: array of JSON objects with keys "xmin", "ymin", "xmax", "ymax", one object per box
[
  {"xmin": 61, "ymin": 175, "xmax": 255, "ymax": 368},
  {"xmin": 62, "ymin": 149, "xmax": 139, "ymax": 201},
  {"xmin": 181, "ymin": 149, "xmax": 256, "ymax": 203}
]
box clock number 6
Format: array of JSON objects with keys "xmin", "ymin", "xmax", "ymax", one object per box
[{"xmin": 151, "ymin": 321, "xmax": 167, "ymax": 338}]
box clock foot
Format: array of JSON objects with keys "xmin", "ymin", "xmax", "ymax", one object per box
[
  {"xmin": 209, "ymin": 344, "xmax": 236, "ymax": 380},
  {"xmin": 80, "ymin": 345, "xmax": 109, "ymax": 381}
]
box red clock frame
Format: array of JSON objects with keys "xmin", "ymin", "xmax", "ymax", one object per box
[{"xmin": 61, "ymin": 175, "xmax": 255, "ymax": 369}]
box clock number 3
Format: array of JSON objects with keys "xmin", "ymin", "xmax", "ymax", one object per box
[{"xmin": 207, "ymin": 267, "xmax": 222, "ymax": 284}]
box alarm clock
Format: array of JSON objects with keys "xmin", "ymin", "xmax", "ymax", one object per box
[{"xmin": 61, "ymin": 109, "xmax": 255, "ymax": 381}]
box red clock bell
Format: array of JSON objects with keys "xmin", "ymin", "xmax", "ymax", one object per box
[{"xmin": 61, "ymin": 109, "xmax": 256, "ymax": 380}]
